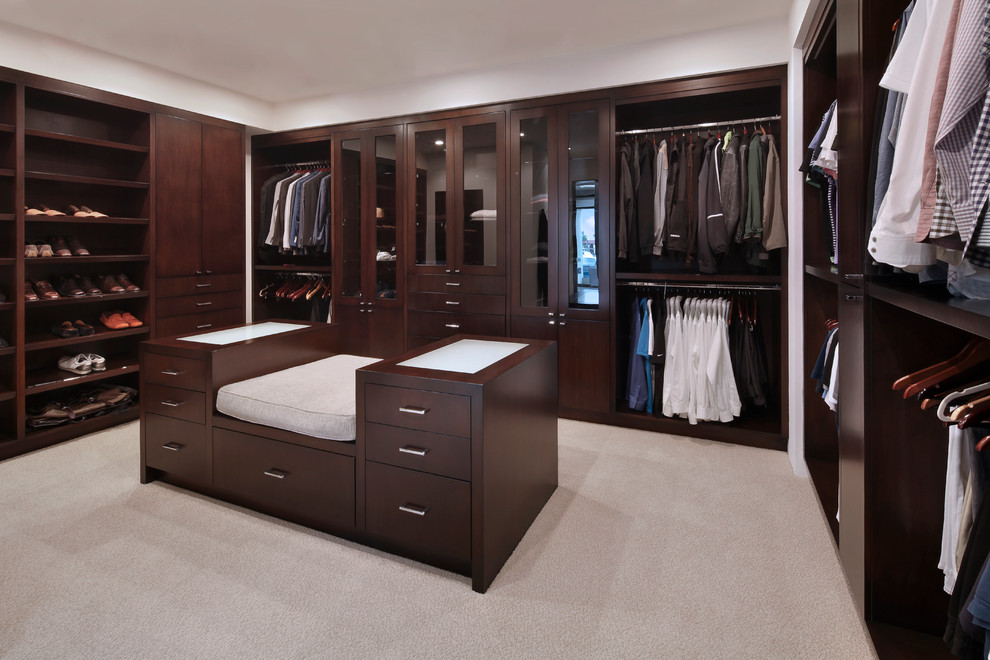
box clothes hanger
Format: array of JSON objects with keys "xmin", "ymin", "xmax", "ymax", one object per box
[
  {"xmin": 919, "ymin": 374, "xmax": 990, "ymax": 408},
  {"xmin": 936, "ymin": 381, "xmax": 990, "ymax": 422},
  {"xmin": 978, "ymin": 434, "xmax": 990, "ymax": 451},
  {"xmin": 956, "ymin": 397, "xmax": 990, "ymax": 429},
  {"xmin": 892, "ymin": 339, "xmax": 990, "ymax": 392},
  {"xmin": 902, "ymin": 355, "xmax": 990, "ymax": 400}
]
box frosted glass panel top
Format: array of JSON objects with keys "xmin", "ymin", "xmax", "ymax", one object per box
[
  {"xmin": 178, "ymin": 322, "xmax": 309, "ymax": 345},
  {"xmin": 397, "ymin": 339, "xmax": 528, "ymax": 374}
]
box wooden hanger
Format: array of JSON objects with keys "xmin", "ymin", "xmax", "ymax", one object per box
[
  {"xmin": 978, "ymin": 434, "xmax": 990, "ymax": 451},
  {"xmin": 892, "ymin": 339, "xmax": 990, "ymax": 393},
  {"xmin": 920, "ymin": 374, "xmax": 990, "ymax": 409},
  {"xmin": 957, "ymin": 397, "xmax": 990, "ymax": 429}
]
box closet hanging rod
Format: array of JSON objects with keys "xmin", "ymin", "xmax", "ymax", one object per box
[
  {"xmin": 615, "ymin": 114, "xmax": 782, "ymax": 136},
  {"xmin": 261, "ymin": 160, "xmax": 331, "ymax": 170},
  {"xmin": 275, "ymin": 271, "xmax": 331, "ymax": 277},
  {"xmin": 617, "ymin": 281, "xmax": 781, "ymax": 292}
]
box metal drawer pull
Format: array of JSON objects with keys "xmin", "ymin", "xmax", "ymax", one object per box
[
  {"xmin": 398, "ymin": 406, "xmax": 428, "ymax": 415},
  {"xmin": 445, "ymin": 282, "xmax": 461, "ymax": 287},
  {"xmin": 160, "ymin": 369, "xmax": 183, "ymax": 376},
  {"xmin": 195, "ymin": 283, "xmax": 212, "ymax": 288},
  {"xmin": 196, "ymin": 301, "xmax": 213, "ymax": 306},
  {"xmin": 160, "ymin": 400, "xmax": 184, "ymax": 408},
  {"xmin": 399, "ymin": 504, "xmax": 428, "ymax": 516},
  {"xmin": 162, "ymin": 443, "xmax": 182, "ymax": 451},
  {"xmin": 196, "ymin": 324, "xmax": 213, "ymax": 329},
  {"xmin": 398, "ymin": 445, "xmax": 429, "ymax": 457},
  {"xmin": 445, "ymin": 323, "xmax": 460, "ymax": 329},
  {"xmin": 444, "ymin": 300, "xmax": 460, "ymax": 306},
  {"xmin": 263, "ymin": 469, "xmax": 286, "ymax": 480}
]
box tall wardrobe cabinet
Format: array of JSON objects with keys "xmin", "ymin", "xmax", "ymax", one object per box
[
  {"xmin": 155, "ymin": 114, "xmax": 245, "ymax": 338},
  {"xmin": 509, "ymin": 100, "xmax": 612, "ymax": 414}
]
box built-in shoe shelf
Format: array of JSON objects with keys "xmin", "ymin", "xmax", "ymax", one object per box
[
  {"xmin": 25, "ymin": 326, "xmax": 149, "ymax": 352},
  {"xmin": 26, "ymin": 361, "xmax": 139, "ymax": 394},
  {"xmin": 24, "ymin": 291, "xmax": 149, "ymax": 307},
  {"xmin": 25, "ymin": 128, "xmax": 151, "ymax": 153}
]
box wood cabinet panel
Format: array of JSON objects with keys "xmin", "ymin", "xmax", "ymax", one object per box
[
  {"xmin": 365, "ymin": 422, "xmax": 471, "ymax": 481},
  {"xmin": 142, "ymin": 383, "xmax": 206, "ymax": 424},
  {"xmin": 364, "ymin": 383, "xmax": 470, "ymax": 437},
  {"xmin": 143, "ymin": 352, "xmax": 206, "ymax": 391},
  {"xmin": 201, "ymin": 124, "xmax": 244, "ymax": 276},
  {"xmin": 408, "ymin": 292, "xmax": 505, "ymax": 315},
  {"xmin": 407, "ymin": 310, "xmax": 506, "ymax": 338},
  {"xmin": 156, "ymin": 115, "xmax": 202, "ymax": 278},
  {"xmin": 143, "ymin": 413, "xmax": 209, "ymax": 484}
]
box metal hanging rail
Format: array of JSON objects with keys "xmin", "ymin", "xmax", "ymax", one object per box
[
  {"xmin": 617, "ymin": 280, "xmax": 781, "ymax": 292},
  {"xmin": 261, "ymin": 160, "xmax": 331, "ymax": 170},
  {"xmin": 615, "ymin": 114, "xmax": 782, "ymax": 137}
]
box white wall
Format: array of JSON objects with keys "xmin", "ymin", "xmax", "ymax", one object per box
[
  {"xmin": 272, "ymin": 18, "xmax": 791, "ymax": 131},
  {"xmin": 0, "ymin": 20, "xmax": 273, "ymax": 129}
]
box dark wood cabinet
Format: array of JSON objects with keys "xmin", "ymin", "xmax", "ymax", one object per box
[
  {"xmin": 333, "ymin": 126, "xmax": 405, "ymax": 357},
  {"xmin": 155, "ymin": 114, "xmax": 245, "ymax": 338}
]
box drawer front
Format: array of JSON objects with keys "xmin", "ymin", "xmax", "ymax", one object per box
[
  {"xmin": 408, "ymin": 292, "xmax": 505, "ymax": 315},
  {"xmin": 408, "ymin": 273, "xmax": 505, "ymax": 295},
  {"xmin": 214, "ymin": 428, "xmax": 355, "ymax": 529},
  {"xmin": 365, "ymin": 422, "xmax": 470, "ymax": 481},
  {"xmin": 155, "ymin": 307, "xmax": 244, "ymax": 339},
  {"xmin": 156, "ymin": 273, "xmax": 242, "ymax": 298},
  {"xmin": 144, "ymin": 352, "xmax": 207, "ymax": 391},
  {"xmin": 364, "ymin": 383, "xmax": 470, "ymax": 437},
  {"xmin": 157, "ymin": 290, "xmax": 242, "ymax": 318},
  {"xmin": 407, "ymin": 311, "xmax": 505, "ymax": 339},
  {"xmin": 144, "ymin": 414, "xmax": 209, "ymax": 484},
  {"xmin": 365, "ymin": 461, "xmax": 470, "ymax": 563},
  {"xmin": 143, "ymin": 383, "xmax": 206, "ymax": 424}
]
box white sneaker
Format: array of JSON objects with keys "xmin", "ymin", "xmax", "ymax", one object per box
[
  {"xmin": 58, "ymin": 354, "xmax": 92, "ymax": 375},
  {"xmin": 84, "ymin": 353, "xmax": 106, "ymax": 372}
]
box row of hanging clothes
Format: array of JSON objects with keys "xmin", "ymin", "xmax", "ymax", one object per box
[
  {"xmin": 619, "ymin": 286, "xmax": 771, "ymax": 424},
  {"xmin": 616, "ymin": 117, "xmax": 787, "ymax": 276},
  {"xmin": 257, "ymin": 162, "xmax": 332, "ymax": 255},
  {"xmin": 257, "ymin": 273, "xmax": 332, "ymax": 323},
  {"xmin": 893, "ymin": 339, "xmax": 990, "ymax": 660},
  {"xmin": 810, "ymin": 317, "xmax": 840, "ymax": 415},
  {"xmin": 801, "ymin": 99, "xmax": 839, "ymax": 266}
]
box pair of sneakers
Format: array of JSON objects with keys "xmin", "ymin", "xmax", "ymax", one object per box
[{"xmin": 57, "ymin": 353, "xmax": 106, "ymax": 375}]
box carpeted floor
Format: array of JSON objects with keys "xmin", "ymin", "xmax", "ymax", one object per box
[{"xmin": 0, "ymin": 420, "xmax": 875, "ymax": 659}]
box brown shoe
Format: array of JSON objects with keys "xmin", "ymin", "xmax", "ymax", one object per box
[
  {"xmin": 118, "ymin": 310, "xmax": 143, "ymax": 328},
  {"xmin": 67, "ymin": 205, "xmax": 90, "ymax": 217},
  {"xmin": 32, "ymin": 279, "xmax": 60, "ymax": 300},
  {"xmin": 24, "ymin": 281, "xmax": 39, "ymax": 302},
  {"xmin": 38, "ymin": 204, "xmax": 65, "ymax": 216},
  {"xmin": 66, "ymin": 236, "xmax": 90, "ymax": 256},
  {"xmin": 55, "ymin": 275, "xmax": 85, "ymax": 297},
  {"xmin": 49, "ymin": 236, "xmax": 71, "ymax": 257},
  {"xmin": 75, "ymin": 274, "xmax": 102, "ymax": 295},
  {"xmin": 98, "ymin": 275, "xmax": 125, "ymax": 294},
  {"xmin": 79, "ymin": 206, "xmax": 108, "ymax": 218},
  {"xmin": 116, "ymin": 273, "xmax": 140, "ymax": 292}
]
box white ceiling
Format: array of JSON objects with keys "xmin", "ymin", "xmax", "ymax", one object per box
[{"xmin": 0, "ymin": 0, "xmax": 792, "ymax": 103}]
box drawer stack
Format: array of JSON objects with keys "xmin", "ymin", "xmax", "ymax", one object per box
[
  {"xmin": 155, "ymin": 274, "xmax": 244, "ymax": 338},
  {"xmin": 142, "ymin": 350, "xmax": 210, "ymax": 486},
  {"xmin": 406, "ymin": 273, "xmax": 505, "ymax": 349},
  {"xmin": 363, "ymin": 383, "xmax": 472, "ymax": 567}
]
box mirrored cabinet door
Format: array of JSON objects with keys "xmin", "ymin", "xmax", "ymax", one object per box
[
  {"xmin": 559, "ymin": 102, "xmax": 610, "ymax": 318},
  {"xmin": 455, "ymin": 114, "xmax": 504, "ymax": 274},
  {"xmin": 411, "ymin": 124, "xmax": 449, "ymax": 269},
  {"xmin": 375, "ymin": 134, "xmax": 398, "ymax": 299},
  {"xmin": 511, "ymin": 110, "xmax": 555, "ymax": 315},
  {"xmin": 339, "ymin": 137, "xmax": 363, "ymax": 299}
]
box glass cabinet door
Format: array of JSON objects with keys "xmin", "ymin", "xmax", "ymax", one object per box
[
  {"xmin": 460, "ymin": 120, "xmax": 500, "ymax": 269},
  {"xmin": 515, "ymin": 113, "xmax": 552, "ymax": 310},
  {"xmin": 560, "ymin": 104, "xmax": 609, "ymax": 316},
  {"xmin": 412, "ymin": 126, "xmax": 449, "ymax": 268},
  {"xmin": 375, "ymin": 134, "xmax": 398, "ymax": 299},
  {"xmin": 339, "ymin": 138, "xmax": 363, "ymax": 298}
]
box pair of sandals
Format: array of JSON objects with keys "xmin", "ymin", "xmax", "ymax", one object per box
[
  {"xmin": 25, "ymin": 204, "xmax": 108, "ymax": 218},
  {"xmin": 51, "ymin": 320, "xmax": 95, "ymax": 338},
  {"xmin": 99, "ymin": 310, "xmax": 142, "ymax": 330},
  {"xmin": 57, "ymin": 353, "xmax": 106, "ymax": 375},
  {"xmin": 24, "ymin": 236, "xmax": 89, "ymax": 258}
]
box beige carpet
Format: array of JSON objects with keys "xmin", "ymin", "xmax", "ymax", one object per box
[{"xmin": 0, "ymin": 420, "xmax": 875, "ymax": 659}]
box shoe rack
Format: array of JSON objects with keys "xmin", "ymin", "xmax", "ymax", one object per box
[{"xmin": 0, "ymin": 80, "xmax": 16, "ymax": 443}]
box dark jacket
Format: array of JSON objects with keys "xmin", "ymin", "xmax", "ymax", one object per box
[{"xmin": 637, "ymin": 140, "xmax": 656, "ymax": 257}]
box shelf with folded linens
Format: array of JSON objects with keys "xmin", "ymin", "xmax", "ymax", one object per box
[{"xmin": 25, "ymin": 360, "xmax": 139, "ymax": 394}]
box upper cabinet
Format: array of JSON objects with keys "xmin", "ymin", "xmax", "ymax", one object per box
[
  {"xmin": 407, "ymin": 113, "xmax": 505, "ymax": 277},
  {"xmin": 333, "ymin": 125, "xmax": 405, "ymax": 357}
]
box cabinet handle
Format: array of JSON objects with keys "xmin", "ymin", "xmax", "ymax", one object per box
[
  {"xmin": 445, "ymin": 323, "xmax": 460, "ymax": 329},
  {"xmin": 399, "ymin": 503, "xmax": 428, "ymax": 516},
  {"xmin": 196, "ymin": 301, "xmax": 213, "ymax": 307},
  {"xmin": 196, "ymin": 324, "xmax": 213, "ymax": 329},
  {"xmin": 195, "ymin": 270, "xmax": 203, "ymax": 276},
  {"xmin": 845, "ymin": 295, "xmax": 863, "ymax": 301},
  {"xmin": 204, "ymin": 270, "xmax": 213, "ymax": 275},
  {"xmin": 162, "ymin": 442, "xmax": 182, "ymax": 451},
  {"xmin": 160, "ymin": 369, "xmax": 183, "ymax": 376},
  {"xmin": 398, "ymin": 445, "xmax": 429, "ymax": 457},
  {"xmin": 160, "ymin": 400, "xmax": 184, "ymax": 408},
  {"xmin": 559, "ymin": 321, "xmax": 567, "ymax": 327},
  {"xmin": 445, "ymin": 282, "xmax": 461, "ymax": 287},
  {"xmin": 196, "ymin": 283, "xmax": 212, "ymax": 288},
  {"xmin": 444, "ymin": 301, "xmax": 460, "ymax": 306},
  {"xmin": 263, "ymin": 469, "xmax": 286, "ymax": 480},
  {"xmin": 558, "ymin": 313, "xmax": 566, "ymax": 318},
  {"xmin": 398, "ymin": 406, "xmax": 428, "ymax": 415},
  {"xmin": 548, "ymin": 320, "xmax": 555, "ymax": 325},
  {"xmin": 454, "ymin": 269, "xmax": 461, "ymax": 274}
]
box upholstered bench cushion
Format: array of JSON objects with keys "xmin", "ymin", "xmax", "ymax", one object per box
[{"xmin": 216, "ymin": 354, "xmax": 380, "ymax": 441}]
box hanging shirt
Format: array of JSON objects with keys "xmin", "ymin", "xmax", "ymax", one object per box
[
  {"xmin": 654, "ymin": 140, "xmax": 669, "ymax": 255},
  {"xmin": 627, "ymin": 298, "xmax": 647, "ymax": 411}
]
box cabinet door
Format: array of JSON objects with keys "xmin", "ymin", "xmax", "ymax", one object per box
[
  {"xmin": 510, "ymin": 108, "xmax": 557, "ymax": 319},
  {"xmin": 156, "ymin": 114, "xmax": 203, "ymax": 278},
  {"xmin": 201, "ymin": 124, "xmax": 244, "ymax": 276},
  {"xmin": 455, "ymin": 114, "xmax": 504, "ymax": 275},
  {"xmin": 373, "ymin": 132, "xmax": 401, "ymax": 303},
  {"xmin": 556, "ymin": 101, "xmax": 611, "ymax": 322},
  {"xmin": 367, "ymin": 306, "xmax": 405, "ymax": 358},
  {"xmin": 408, "ymin": 121, "xmax": 452, "ymax": 272},
  {"xmin": 558, "ymin": 319, "xmax": 609, "ymax": 413}
]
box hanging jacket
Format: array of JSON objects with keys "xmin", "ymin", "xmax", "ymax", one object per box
[
  {"xmin": 653, "ymin": 140, "xmax": 669, "ymax": 255},
  {"xmin": 744, "ymin": 132, "xmax": 766, "ymax": 241},
  {"xmin": 638, "ymin": 140, "xmax": 657, "ymax": 257},
  {"xmin": 686, "ymin": 136, "xmax": 703, "ymax": 265},
  {"xmin": 663, "ymin": 137, "xmax": 681, "ymax": 252},
  {"xmin": 720, "ymin": 134, "xmax": 743, "ymax": 242},
  {"xmin": 707, "ymin": 139, "xmax": 730, "ymax": 256},
  {"xmin": 736, "ymin": 139, "xmax": 749, "ymax": 243},
  {"xmin": 618, "ymin": 141, "xmax": 635, "ymax": 260},
  {"xmin": 762, "ymin": 135, "xmax": 787, "ymax": 250},
  {"xmin": 698, "ymin": 137, "xmax": 727, "ymax": 274}
]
